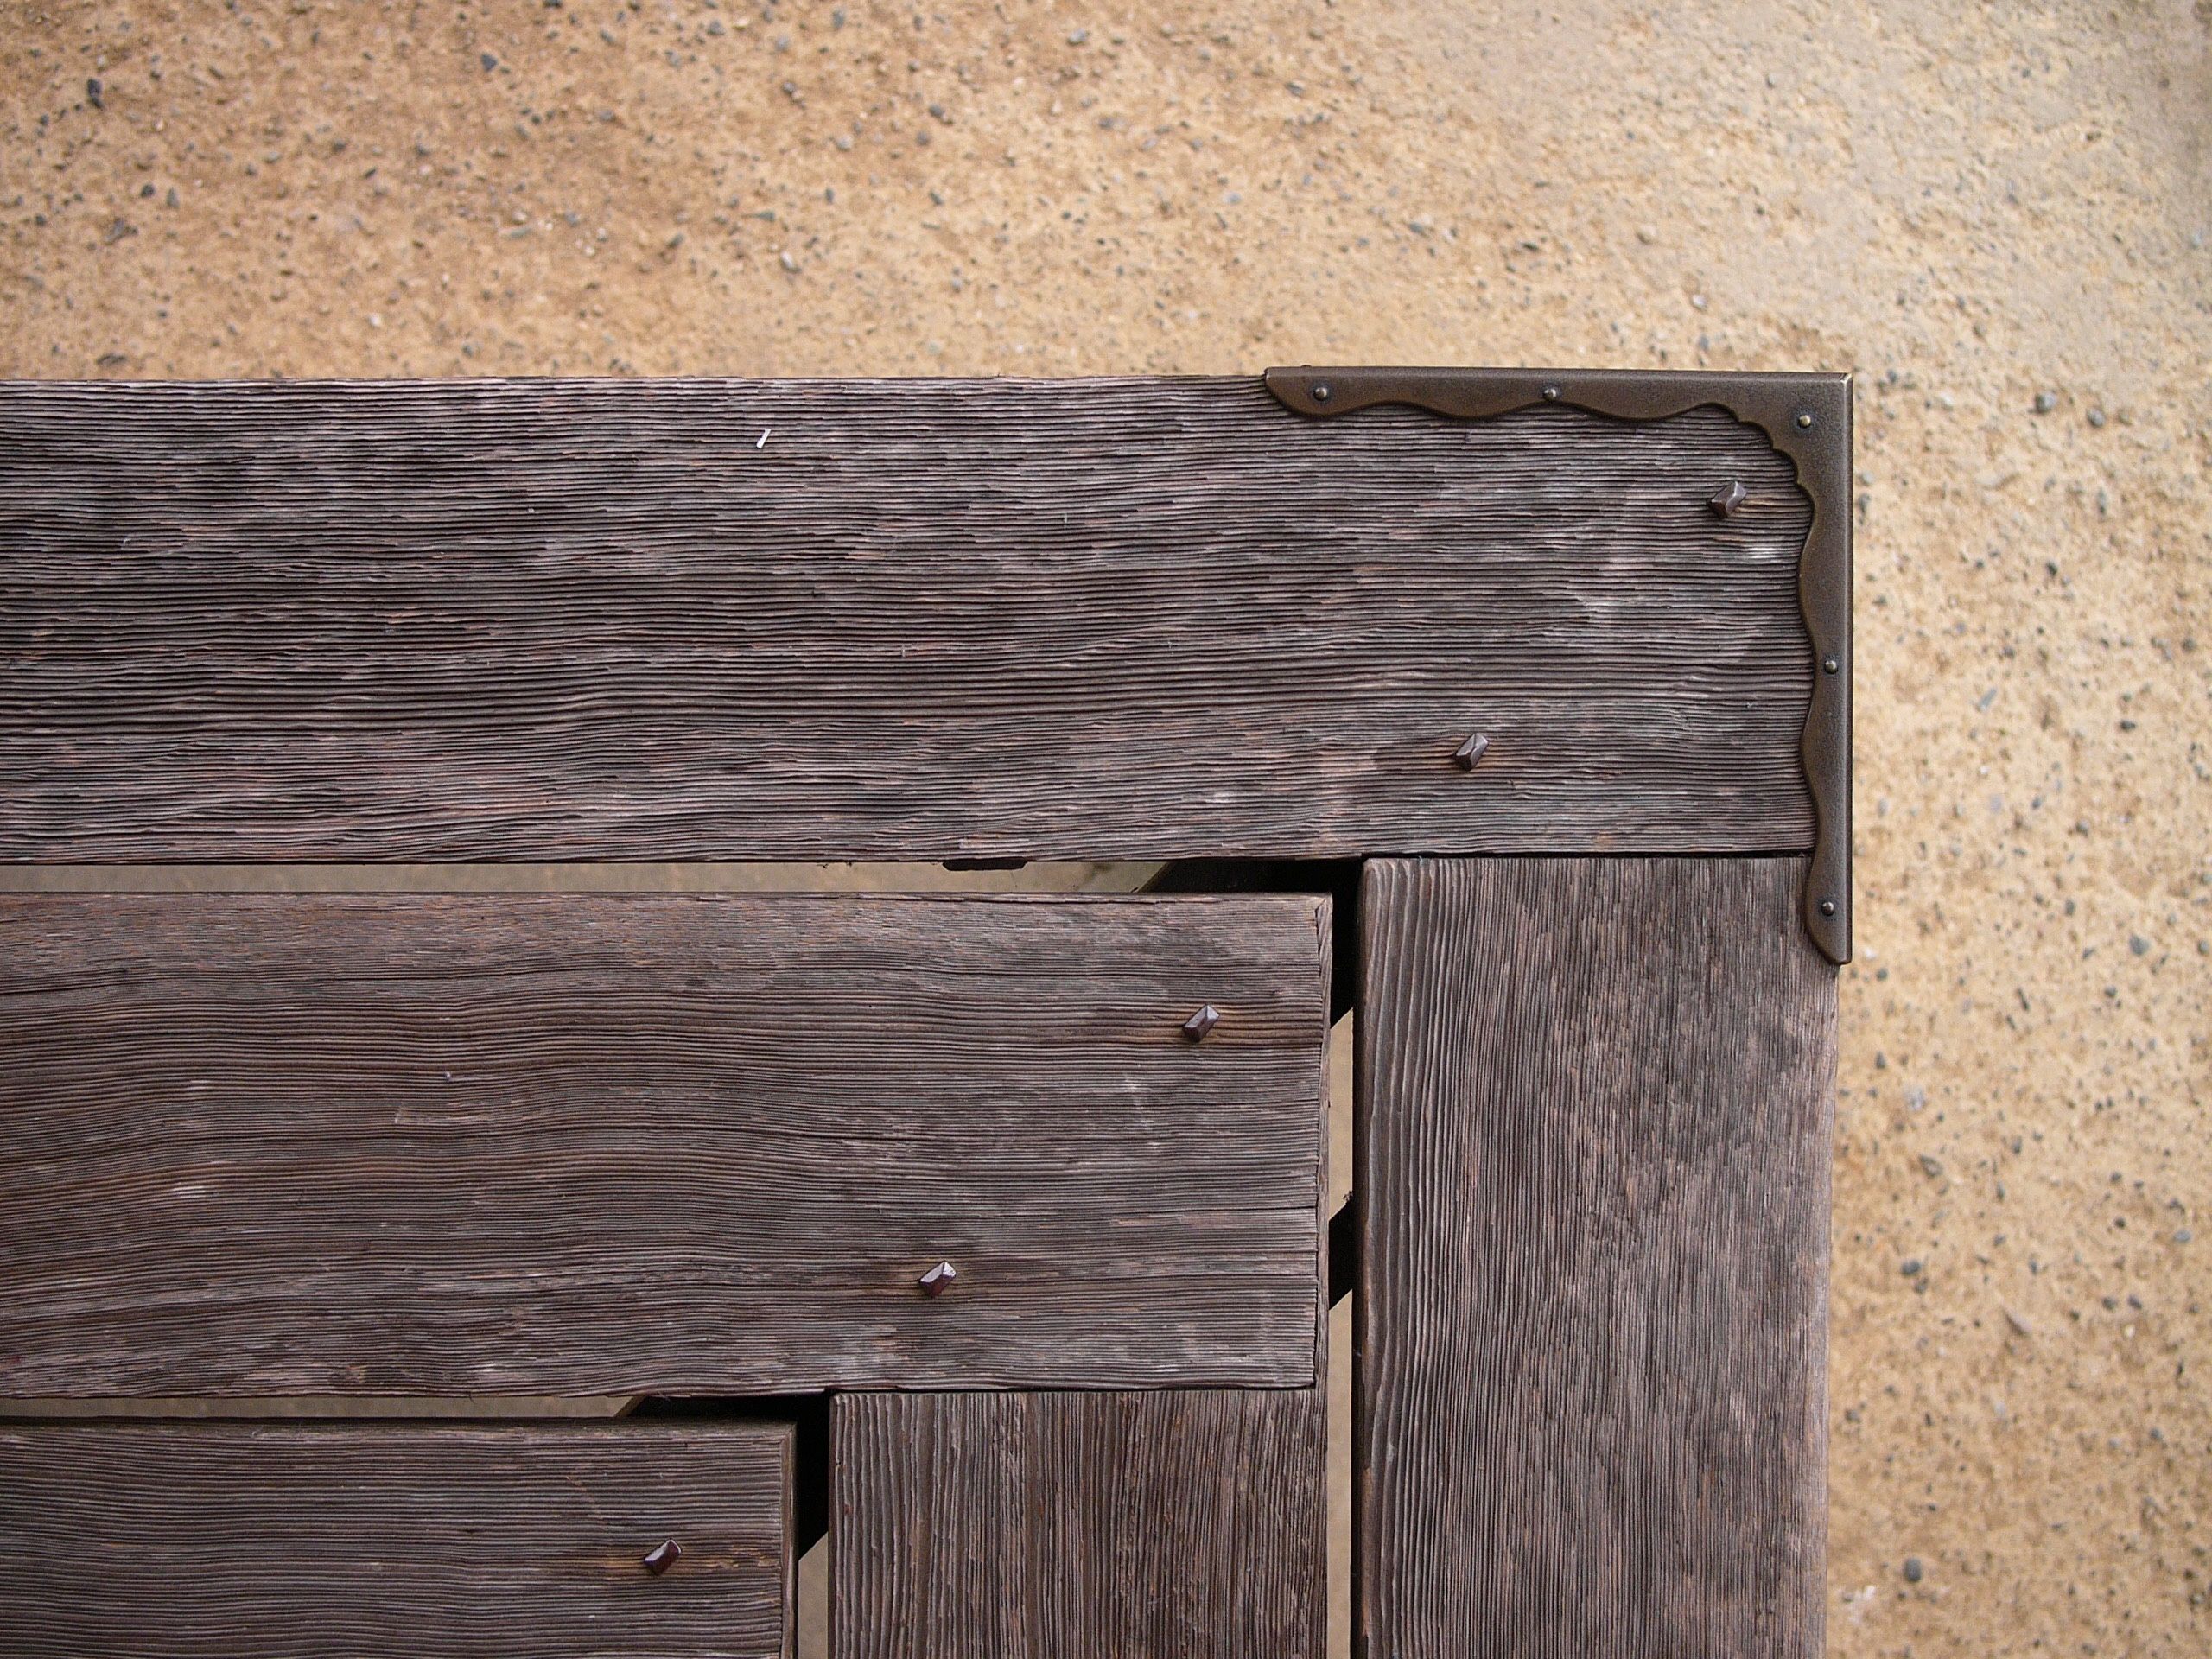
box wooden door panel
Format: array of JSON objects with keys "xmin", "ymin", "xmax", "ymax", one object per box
[
  {"xmin": 0, "ymin": 1422, "xmax": 791, "ymax": 1659},
  {"xmin": 0, "ymin": 891, "xmax": 1329, "ymax": 1395}
]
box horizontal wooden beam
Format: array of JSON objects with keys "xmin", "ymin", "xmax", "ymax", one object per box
[
  {"xmin": 0, "ymin": 891, "xmax": 1328, "ymax": 1395},
  {"xmin": 0, "ymin": 376, "xmax": 1816, "ymax": 866},
  {"xmin": 832, "ymin": 1389, "xmax": 1324, "ymax": 1657},
  {"xmin": 0, "ymin": 1422, "xmax": 792, "ymax": 1659}
]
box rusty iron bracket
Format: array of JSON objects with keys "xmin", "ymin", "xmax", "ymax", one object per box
[{"xmin": 1266, "ymin": 365, "xmax": 1853, "ymax": 964}]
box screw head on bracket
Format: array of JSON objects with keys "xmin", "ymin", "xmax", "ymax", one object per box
[
  {"xmin": 1822, "ymin": 657, "xmax": 1840, "ymax": 674},
  {"xmin": 918, "ymin": 1260, "xmax": 958, "ymax": 1296},
  {"xmin": 1541, "ymin": 385, "xmax": 1560, "ymax": 401},
  {"xmin": 1311, "ymin": 381, "xmax": 1332, "ymax": 403},
  {"xmin": 1819, "ymin": 898, "xmax": 1838, "ymax": 917},
  {"xmin": 1452, "ymin": 733, "xmax": 1491, "ymax": 772},
  {"xmin": 1709, "ymin": 480, "xmax": 1749, "ymax": 518},
  {"xmin": 1796, "ymin": 410, "xmax": 1815, "ymax": 429},
  {"xmin": 641, "ymin": 1540, "xmax": 681, "ymax": 1575}
]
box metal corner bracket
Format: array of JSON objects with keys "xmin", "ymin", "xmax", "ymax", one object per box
[{"xmin": 1266, "ymin": 365, "xmax": 1853, "ymax": 964}]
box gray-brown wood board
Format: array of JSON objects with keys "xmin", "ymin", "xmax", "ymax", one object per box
[
  {"xmin": 0, "ymin": 1421, "xmax": 792, "ymax": 1659},
  {"xmin": 0, "ymin": 377, "xmax": 1814, "ymax": 863},
  {"xmin": 1357, "ymin": 856, "xmax": 1834, "ymax": 1659},
  {"xmin": 832, "ymin": 1389, "xmax": 1324, "ymax": 1659},
  {"xmin": 0, "ymin": 891, "xmax": 1329, "ymax": 1396}
]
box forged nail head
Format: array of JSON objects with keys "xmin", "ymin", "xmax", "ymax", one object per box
[
  {"xmin": 1709, "ymin": 480, "xmax": 1748, "ymax": 518},
  {"xmin": 642, "ymin": 1540, "xmax": 680, "ymax": 1575},
  {"xmin": 1452, "ymin": 733, "xmax": 1490, "ymax": 772},
  {"xmin": 1181, "ymin": 1004, "xmax": 1220, "ymax": 1041},
  {"xmin": 918, "ymin": 1260, "xmax": 957, "ymax": 1296}
]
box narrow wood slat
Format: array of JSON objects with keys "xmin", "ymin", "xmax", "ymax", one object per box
[
  {"xmin": 0, "ymin": 377, "xmax": 1813, "ymax": 862},
  {"xmin": 832, "ymin": 1389, "xmax": 1323, "ymax": 1658},
  {"xmin": 1358, "ymin": 856, "xmax": 1834, "ymax": 1659},
  {"xmin": 0, "ymin": 1422, "xmax": 791, "ymax": 1659},
  {"xmin": 0, "ymin": 891, "xmax": 1328, "ymax": 1395}
]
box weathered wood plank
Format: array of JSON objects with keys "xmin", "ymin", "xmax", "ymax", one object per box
[
  {"xmin": 0, "ymin": 1421, "xmax": 791, "ymax": 1659},
  {"xmin": 0, "ymin": 891, "xmax": 1328, "ymax": 1395},
  {"xmin": 1358, "ymin": 856, "xmax": 1834, "ymax": 1659},
  {"xmin": 832, "ymin": 1389, "xmax": 1323, "ymax": 1658},
  {"xmin": 0, "ymin": 377, "xmax": 1813, "ymax": 862}
]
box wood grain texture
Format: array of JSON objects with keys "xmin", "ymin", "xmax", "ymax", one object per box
[
  {"xmin": 0, "ymin": 891, "xmax": 1328, "ymax": 1395},
  {"xmin": 832, "ymin": 1389, "xmax": 1323, "ymax": 1659},
  {"xmin": 0, "ymin": 377, "xmax": 1814, "ymax": 862},
  {"xmin": 0, "ymin": 1421, "xmax": 791, "ymax": 1659},
  {"xmin": 1357, "ymin": 857, "xmax": 1834, "ymax": 1659}
]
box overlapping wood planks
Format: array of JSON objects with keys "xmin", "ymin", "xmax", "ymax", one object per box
[
  {"xmin": 1358, "ymin": 856, "xmax": 1834, "ymax": 1659},
  {"xmin": 0, "ymin": 377, "xmax": 1813, "ymax": 863},
  {"xmin": 0, "ymin": 891, "xmax": 1330, "ymax": 1396},
  {"xmin": 832, "ymin": 1389, "xmax": 1324, "ymax": 1658},
  {"xmin": 0, "ymin": 368, "xmax": 1845, "ymax": 1656},
  {"xmin": 0, "ymin": 1422, "xmax": 792, "ymax": 1659}
]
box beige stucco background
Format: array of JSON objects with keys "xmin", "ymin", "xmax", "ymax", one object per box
[{"xmin": 3, "ymin": 2, "xmax": 2208, "ymax": 1653}]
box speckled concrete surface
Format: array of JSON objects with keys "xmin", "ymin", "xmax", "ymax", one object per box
[{"xmin": 3, "ymin": 3, "xmax": 2207, "ymax": 1652}]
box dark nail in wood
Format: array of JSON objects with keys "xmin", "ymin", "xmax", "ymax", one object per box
[
  {"xmin": 1181, "ymin": 1004, "xmax": 1221, "ymax": 1040},
  {"xmin": 640, "ymin": 1539, "xmax": 681, "ymax": 1575},
  {"xmin": 917, "ymin": 1262, "xmax": 957, "ymax": 1297},
  {"xmin": 1452, "ymin": 733, "xmax": 1491, "ymax": 772},
  {"xmin": 1710, "ymin": 479, "xmax": 1749, "ymax": 517}
]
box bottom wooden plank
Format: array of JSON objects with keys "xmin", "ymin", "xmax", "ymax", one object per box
[
  {"xmin": 0, "ymin": 1422, "xmax": 792, "ymax": 1659},
  {"xmin": 832, "ymin": 1389, "xmax": 1323, "ymax": 1658},
  {"xmin": 1359, "ymin": 856, "xmax": 1835, "ymax": 1659}
]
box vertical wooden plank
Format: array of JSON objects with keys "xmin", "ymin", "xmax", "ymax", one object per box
[
  {"xmin": 832, "ymin": 1389, "xmax": 1324, "ymax": 1658},
  {"xmin": 1358, "ymin": 856, "xmax": 1834, "ymax": 1658}
]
